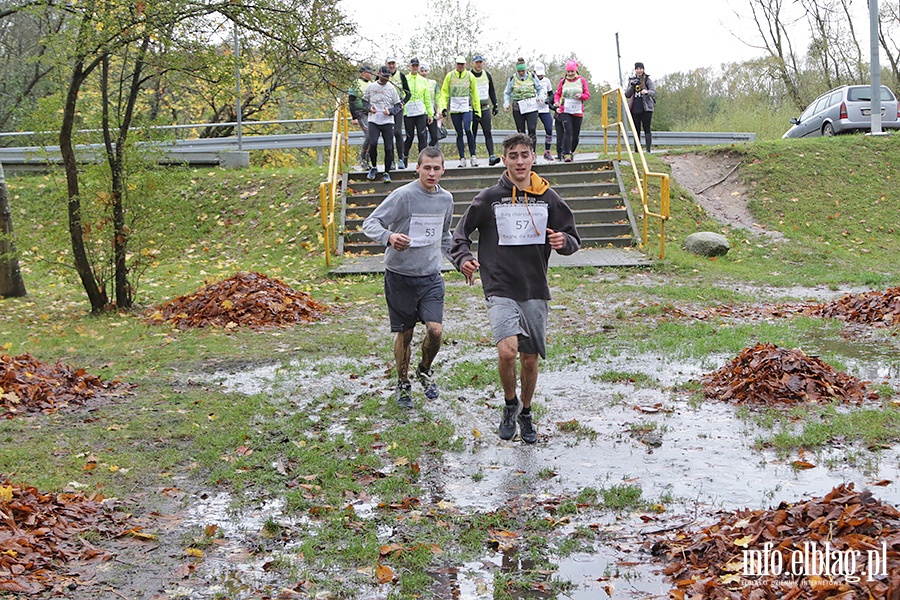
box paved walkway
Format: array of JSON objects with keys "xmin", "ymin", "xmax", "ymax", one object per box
[{"xmin": 328, "ymin": 247, "xmax": 650, "ymax": 275}]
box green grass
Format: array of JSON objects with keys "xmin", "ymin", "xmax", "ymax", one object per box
[{"xmin": 2, "ymin": 138, "xmax": 900, "ymax": 597}]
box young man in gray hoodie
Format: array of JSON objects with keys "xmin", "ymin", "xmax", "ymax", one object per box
[{"xmin": 362, "ymin": 147, "xmax": 454, "ymax": 408}]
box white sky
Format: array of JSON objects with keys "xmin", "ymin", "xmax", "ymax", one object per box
[{"xmin": 335, "ymin": 0, "xmax": 779, "ymax": 84}]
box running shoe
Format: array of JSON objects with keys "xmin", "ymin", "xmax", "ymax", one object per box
[
  {"xmin": 458, "ymin": 158, "xmax": 466, "ymax": 168},
  {"xmin": 517, "ymin": 411, "xmax": 537, "ymax": 444},
  {"xmin": 543, "ymin": 151, "xmax": 554, "ymax": 161},
  {"xmin": 489, "ymin": 155, "xmax": 500, "ymax": 166},
  {"xmin": 366, "ymin": 167, "xmax": 377, "ymax": 181},
  {"xmin": 383, "ymin": 172, "xmax": 392, "ymax": 183},
  {"xmin": 396, "ymin": 381, "xmax": 413, "ymax": 408},
  {"xmin": 470, "ymin": 156, "xmax": 478, "ymax": 167},
  {"xmin": 498, "ymin": 398, "xmax": 522, "ymax": 440},
  {"xmin": 415, "ymin": 365, "xmax": 439, "ymax": 400}
]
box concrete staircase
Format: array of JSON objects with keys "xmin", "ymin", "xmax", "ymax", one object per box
[{"xmin": 340, "ymin": 159, "xmax": 640, "ymax": 256}]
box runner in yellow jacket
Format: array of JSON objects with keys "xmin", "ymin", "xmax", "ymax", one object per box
[{"xmin": 440, "ymin": 56, "xmax": 481, "ymax": 168}]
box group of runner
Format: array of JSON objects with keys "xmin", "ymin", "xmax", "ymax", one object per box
[
  {"xmin": 362, "ymin": 135, "xmax": 581, "ymax": 443},
  {"xmin": 348, "ymin": 55, "xmax": 619, "ymax": 183}
]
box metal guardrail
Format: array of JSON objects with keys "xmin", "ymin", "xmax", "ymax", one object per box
[{"xmin": 0, "ymin": 129, "xmax": 755, "ymax": 168}]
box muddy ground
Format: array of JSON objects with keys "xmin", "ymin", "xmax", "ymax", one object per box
[{"xmin": 33, "ymin": 153, "xmax": 900, "ymax": 600}]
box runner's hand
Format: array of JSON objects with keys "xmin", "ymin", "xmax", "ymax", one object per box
[
  {"xmin": 461, "ymin": 259, "xmax": 480, "ymax": 285},
  {"xmin": 547, "ymin": 228, "xmax": 565, "ymax": 250},
  {"xmin": 389, "ymin": 233, "xmax": 410, "ymax": 251}
]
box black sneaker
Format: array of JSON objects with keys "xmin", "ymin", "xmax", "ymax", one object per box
[
  {"xmin": 415, "ymin": 365, "xmax": 439, "ymax": 400},
  {"xmin": 489, "ymin": 155, "xmax": 500, "ymax": 166},
  {"xmin": 498, "ymin": 398, "xmax": 522, "ymax": 440},
  {"xmin": 517, "ymin": 411, "xmax": 537, "ymax": 444},
  {"xmin": 396, "ymin": 381, "xmax": 413, "ymax": 408}
]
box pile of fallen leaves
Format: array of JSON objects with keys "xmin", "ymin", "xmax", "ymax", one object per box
[
  {"xmin": 147, "ymin": 271, "xmax": 329, "ymax": 329},
  {"xmin": 1, "ymin": 353, "xmax": 130, "ymax": 417},
  {"xmin": 806, "ymin": 287, "xmax": 900, "ymax": 328},
  {"xmin": 703, "ymin": 342, "xmax": 876, "ymax": 405},
  {"xmin": 656, "ymin": 483, "xmax": 900, "ymax": 599},
  {"xmin": 0, "ymin": 476, "xmax": 130, "ymax": 594}
]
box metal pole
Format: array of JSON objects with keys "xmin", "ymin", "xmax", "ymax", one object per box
[
  {"xmin": 234, "ymin": 25, "xmax": 243, "ymax": 151},
  {"xmin": 870, "ymin": 0, "xmax": 883, "ymax": 134},
  {"xmin": 615, "ymin": 33, "xmax": 623, "ymax": 88}
]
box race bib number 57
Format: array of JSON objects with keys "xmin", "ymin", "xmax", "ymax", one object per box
[{"xmin": 494, "ymin": 203, "xmax": 548, "ymax": 245}]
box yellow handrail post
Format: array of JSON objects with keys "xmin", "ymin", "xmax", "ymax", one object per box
[
  {"xmin": 599, "ymin": 87, "xmax": 671, "ymax": 258},
  {"xmin": 319, "ymin": 101, "xmax": 351, "ymax": 267}
]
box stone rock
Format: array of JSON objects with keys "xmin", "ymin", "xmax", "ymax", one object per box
[{"xmin": 683, "ymin": 232, "xmax": 730, "ymax": 257}]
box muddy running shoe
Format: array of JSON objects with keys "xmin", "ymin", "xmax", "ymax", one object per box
[
  {"xmin": 498, "ymin": 398, "xmax": 522, "ymax": 440},
  {"xmin": 396, "ymin": 381, "xmax": 413, "ymax": 408},
  {"xmin": 415, "ymin": 365, "xmax": 439, "ymax": 399},
  {"xmin": 517, "ymin": 410, "xmax": 537, "ymax": 444}
]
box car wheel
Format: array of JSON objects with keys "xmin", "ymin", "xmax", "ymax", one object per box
[{"xmin": 823, "ymin": 122, "xmax": 835, "ymax": 137}]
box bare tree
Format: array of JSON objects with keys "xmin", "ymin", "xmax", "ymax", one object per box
[
  {"xmin": 744, "ymin": 0, "xmax": 806, "ymax": 109},
  {"xmin": 0, "ymin": 162, "xmax": 26, "ymax": 298}
]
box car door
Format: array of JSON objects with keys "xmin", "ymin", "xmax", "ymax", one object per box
[{"xmin": 798, "ymin": 95, "xmax": 831, "ymax": 137}]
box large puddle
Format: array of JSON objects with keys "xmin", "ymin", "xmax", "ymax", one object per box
[{"xmin": 178, "ymin": 341, "xmax": 900, "ymax": 598}]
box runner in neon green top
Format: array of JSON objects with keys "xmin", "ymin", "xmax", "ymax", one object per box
[
  {"xmin": 440, "ymin": 56, "xmax": 482, "ymax": 168},
  {"xmin": 402, "ymin": 57, "xmax": 434, "ymax": 168}
]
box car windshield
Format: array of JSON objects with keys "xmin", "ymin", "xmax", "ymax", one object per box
[{"xmin": 847, "ymin": 87, "xmax": 895, "ymax": 102}]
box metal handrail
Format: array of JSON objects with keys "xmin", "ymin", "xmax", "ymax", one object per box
[
  {"xmin": 319, "ymin": 102, "xmax": 350, "ymax": 266},
  {"xmin": 601, "ymin": 87, "xmax": 671, "ymax": 259}
]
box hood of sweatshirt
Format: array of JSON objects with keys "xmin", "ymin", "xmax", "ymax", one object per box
[{"xmin": 500, "ymin": 171, "xmax": 550, "ymax": 199}]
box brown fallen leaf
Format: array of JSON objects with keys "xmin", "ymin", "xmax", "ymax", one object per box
[{"xmin": 376, "ymin": 563, "xmax": 394, "ymax": 584}]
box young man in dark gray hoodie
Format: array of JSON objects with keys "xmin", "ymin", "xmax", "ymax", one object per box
[
  {"xmin": 363, "ymin": 147, "xmax": 454, "ymax": 408},
  {"xmin": 451, "ymin": 133, "xmax": 580, "ymax": 442}
]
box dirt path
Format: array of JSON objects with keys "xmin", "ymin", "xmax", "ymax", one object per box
[{"xmin": 662, "ymin": 151, "xmax": 786, "ymax": 240}]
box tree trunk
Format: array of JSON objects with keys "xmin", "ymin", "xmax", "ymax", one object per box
[
  {"xmin": 0, "ymin": 162, "xmax": 27, "ymax": 298},
  {"xmin": 61, "ymin": 58, "xmax": 108, "ymax": 313}
]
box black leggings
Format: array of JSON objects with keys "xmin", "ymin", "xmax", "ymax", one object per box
[
  {"xmin": 632, "ymin": 110, "xmax": 653, "ymax": 151},
  {"xmin": 393, "ymin": 111, "xmax": 404, "ymax": 163},
  {"xmin": 512, "ymin": 108, "xmax": 538, "ymax": 151},
  {"xmin": 367, "ymin": 122, "xmax": 394, "ymax": 171},
  {"xmin": 557, "ymin": 113, "xmax": 583, "ymax": 156},
  {"xmin": 472, "ymin": 108, "xmax": 495, "ymax": 156},
  {"xmin": 403, "ymin": 114, "xmax": 428, "ymax": 160}
]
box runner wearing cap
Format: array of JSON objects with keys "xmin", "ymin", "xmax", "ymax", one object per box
[
  {"xmin": 470, "ymin": 54, "xmax": 500, "ymax": 166},
  {"xmin": 349, "ymin": 65, "xmax": 374, "ymax": 169},
  {"xmin": 401, "ymin": 57, "xmax": 434, "ymax": 168},
  {"xmin": 533, "ymin": 62, "xmax": 555, "ymax": 162},
  {"xmin": 440, "ymin": 55, "xmax": 481, "ymax": 168},
  {"xmin": 386, "ymin": 57, "xmax": 412, "ymax": 169},
  {"xmin": 363, "ymin": 65, "xmax": 403, "ymax": 183},
  {"xmin": 503, "ymin": 58, "xmax": 542, "ymax": 152},
  {"xmin": 554, "ymin": 59, "xmax": 590, "ymax": 162}
]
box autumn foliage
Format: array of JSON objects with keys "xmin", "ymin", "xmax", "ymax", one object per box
[
  {"xmin": 703, "ymin": 343, "xmax": 877, "ymax": 406},
  {"xmin": 806, "ymin": 287, "xmax": 900, "ymax": 328},
  {"xmin": 147, "ymin": 271, "xmax": 329, "ymax": 329},
  {"xmin": 1, "ymin": 353, "xmax": 130, "ymax": 418},
  {"xmin": 0, "ymin": 476, "xmax": 129, "ymax": 594},
  {"xmin": 657, "ymin": 484, "xmax": 900, "ymax": 599}
]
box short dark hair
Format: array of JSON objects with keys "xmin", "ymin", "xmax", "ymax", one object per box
[
  {"xmin": 502, "ymin": 132, "xmax": 534, "ymax": 154},
  {"xmin": 417, "ymin": 146, "xmax": 444, "ymax": 165}
]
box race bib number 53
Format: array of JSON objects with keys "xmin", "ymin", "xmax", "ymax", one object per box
[
  {"xmin": 408, "ymin": 214, "xmax": 444, "ymax": 247},
  {"xmin": 494, "ymin": 203, "xmax": 548, "ymax": 245}
]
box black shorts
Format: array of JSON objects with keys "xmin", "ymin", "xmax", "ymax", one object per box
[{"xmin": 384, "ymin": 270, "xmax": 445, "ymax": 333}]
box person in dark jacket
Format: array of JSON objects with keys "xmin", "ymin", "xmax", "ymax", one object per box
[
  {"xmin": 451, "ymin": 133, "xmax": 580, "ymax": 444},
  {"xmin": 348, "ymin": 65, "xmax": 374, "ymax": 169},
  {"xmin": 470, "ymin": 54, "xmax": 501, "ymax": 166},
  {"xmin": 624, "ymin": 61, "xmax": 657, "ymax": 152}
]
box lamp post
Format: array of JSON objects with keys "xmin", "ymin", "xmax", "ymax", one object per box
[
  {"xmin": 869, "ymin": 0, "xmax": 884, "ymax": 135},
  {"xmin": 221, "ymin": 22, "xmax": 250, "ymax": 168}
]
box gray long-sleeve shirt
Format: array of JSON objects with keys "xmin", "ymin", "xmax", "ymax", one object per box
[{"xmin": 362, "ymin": 180, "xmax": 454, "ymax": 276}]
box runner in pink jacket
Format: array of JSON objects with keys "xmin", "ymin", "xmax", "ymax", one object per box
[{"xmin": 553, "ymin": 60, "xmax": 590, "ymax": 162}]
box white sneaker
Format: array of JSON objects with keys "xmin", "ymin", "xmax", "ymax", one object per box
[
  {"xmin": 470, "ymin": 156, "xmax": 478, "ymax": 167},
  {"xmin": 458, "ymin": 158, "xmax": 466, "ymax": 168}
]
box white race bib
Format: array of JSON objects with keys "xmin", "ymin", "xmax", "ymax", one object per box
[
  {"xmin": 516, "ymin": 97, "xmax": 538, "ymax": 114},
  {"xmin": 477, "ymin": 80, "xmax": 490, "ymax": 102},
  {"xmin": 494, "ymin": 203, "xmax": 548, "ymax": 246},
  {"xmin": 405, "ymin": 100, "xmax": 425, "ymax": 117},
  {"xmin": 408, "ymin": 214, "xmax": 444, "ymax": 247},
  {"xmin": 563, "ymin": 97, "xmax": 583, "ymax": 113},
  {"xmin": 450, "ymin": 96, "xmax": 470, "ymax": 112}
]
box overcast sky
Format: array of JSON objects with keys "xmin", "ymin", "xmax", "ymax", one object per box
[{"xmin": 336, "ymin": 0, "xmax": 778, "ymax": 83}]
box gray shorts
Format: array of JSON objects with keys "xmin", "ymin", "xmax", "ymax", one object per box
[{"xmin": 486, "ymin": 296, "xmax": 548, "ymax": 358}]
